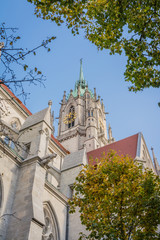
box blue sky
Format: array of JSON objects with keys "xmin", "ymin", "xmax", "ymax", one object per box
[{"xmin": 1, "ymin": 0, "xmax": 160, "ymax": 162}]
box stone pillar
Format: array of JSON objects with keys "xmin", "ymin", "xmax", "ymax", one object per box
[{"xmin": 6, "ymin": 157, "xmax": 46, "ymax": 240}]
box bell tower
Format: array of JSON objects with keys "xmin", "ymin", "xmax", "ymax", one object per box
[{"xmin": 57, "ymin": 60, "xmax": 110, "ymax": 153}]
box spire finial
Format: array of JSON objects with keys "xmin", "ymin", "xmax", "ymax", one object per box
[
  {"xmin": 48, "ymin": 100, "xmax": 52, "ymax": 107},
  {"xmin": 151, "ymin": 147, "xmax": 160, "ymax": 176},
  {"xmin": 79, "ymin": 58, "xmax": 84, "ymax": 82},
  {"xmin": 108, "ymin": 123, "xmax": 115, "ymax": 143},
  {"xmin": 108, "ymin": 123, "xmax": 112, "ymax": 139},
  {"xmin": 62, "ymin": 91, "xmax": 66, "ymax": 103}
]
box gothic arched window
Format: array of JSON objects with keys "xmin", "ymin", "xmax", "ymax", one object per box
[
  {"xmin": 42, "ymin": 203, "xmax": 59, "ymax": 240},
  {"xmin": 68, "ymin": 106, "xmax": 75, "ymax": 129}
]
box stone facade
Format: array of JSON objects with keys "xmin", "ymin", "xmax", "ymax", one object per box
[
  {"xmin": 0, "ymin": 85, "xmax": 68, "ymax": 240},
  {"xmin": 0, "ymin": 62, "xmax": 159, "ymax": 240}
]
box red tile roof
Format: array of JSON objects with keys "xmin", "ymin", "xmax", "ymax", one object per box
[
  {"xmin": 0, "ymin": 83, "xmax": 69, "ymax": 154},
  {"xmin": 51, "ymin": 135, "xmax": 70, "ymax": 154},
  {"xmin": 87, "ymin": 133, "xmax": 139, "ymax": 164}
]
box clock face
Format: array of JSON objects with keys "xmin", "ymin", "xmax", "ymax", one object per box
[{"xmin": 63, "ymin": 112, "xmax": 77, "ymax": 124}]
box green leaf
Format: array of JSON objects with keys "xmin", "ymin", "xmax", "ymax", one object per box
[{"xmin": 23, "ymin": 64, "xmax": 28, "ymax": 71}]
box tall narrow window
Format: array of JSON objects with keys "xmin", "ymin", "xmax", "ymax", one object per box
[
  {"xmin": 91, "ymin": 110, "xmax": 93, "ymax": 117},
  {"xmin": 68, "ymin": 106, "xmax": 75, "ymax": 129}
]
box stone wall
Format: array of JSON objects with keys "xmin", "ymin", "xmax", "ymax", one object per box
[
  {"xmin": 6, "ymin": 159, "xmax": 45, "ymax": 240},
  {"xmin": 0, "ymin": 150, "xmax": 19, "ymax": 240}
]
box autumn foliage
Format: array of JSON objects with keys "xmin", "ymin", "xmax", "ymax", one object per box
[
  {"xmin": 28, "ymin": 0, "xmax": 160, "ymax": 92},
  {"xmin": 69, "ymin": 151, "xmax": 160, "ymax": 240}
]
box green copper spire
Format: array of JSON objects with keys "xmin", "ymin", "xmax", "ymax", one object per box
[
  {"xmin": 77, "ymin": 58, "xmax": 87, "ymax": 88},
  {"xmin": 67, "ymin": 60, "xmax": 94, "ymax": 100},
  {"xmin": 79, "ymin": 58, "xmax": 84, "ymax": 82}
]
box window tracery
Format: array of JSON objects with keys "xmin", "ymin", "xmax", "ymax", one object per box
[{"xmin": 42, "ymin": 205, "xmax": 59, "ymax": 240}]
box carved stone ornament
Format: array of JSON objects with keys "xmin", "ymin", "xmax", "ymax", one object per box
[
  {"xmin": 0, "ymin": 99, "xmax": 11, "ymax": 117},
  {"xmin": 10, "ymin": 117, "xmax": 21, "ymax": 130},
  {"xmin": 42, "ymin": 206, "xmax": 58, "ymax": 240}
]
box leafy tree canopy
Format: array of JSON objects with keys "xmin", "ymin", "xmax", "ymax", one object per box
[
  {"xmin": 27, "ymin": 0, "xmax": 160, "ymax": 92},
  {"xmin": 69, "ymin": 151, "xmax": 160, "ymax": 240}
]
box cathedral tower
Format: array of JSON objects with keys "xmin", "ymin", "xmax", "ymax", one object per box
[{"xmin": 57, "ymin": 60, "xmax": 109, "ymax": 153}]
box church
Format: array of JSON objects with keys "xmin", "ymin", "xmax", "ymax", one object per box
[{"xmin": 0, "ymin": 61, "xmax": 159, "ymax": 240}]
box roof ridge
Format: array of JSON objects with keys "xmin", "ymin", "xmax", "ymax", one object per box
[{"xmin": 88, "ymin": 133, "xmax": 139, "ymax": 154}]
